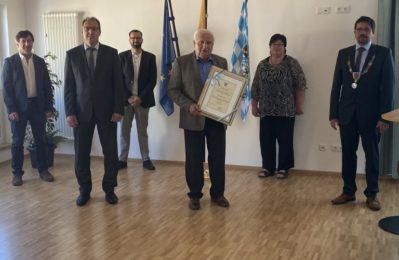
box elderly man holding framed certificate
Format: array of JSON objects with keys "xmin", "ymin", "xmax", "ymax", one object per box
[{"xmin": 168, "ymin": 29, "xmax": 231, "ymax": 210}]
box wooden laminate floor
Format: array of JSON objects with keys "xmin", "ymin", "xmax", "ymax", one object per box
[{"xmin": 1, "ymin": 155, "xmax": 399, "ymax": 260}]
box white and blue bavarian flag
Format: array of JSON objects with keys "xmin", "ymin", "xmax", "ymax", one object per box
[{"xmin": 231, "ymin": 0, "xmax": 250, "ymax": 121}]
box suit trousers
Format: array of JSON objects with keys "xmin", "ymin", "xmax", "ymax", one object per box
[
  {"xmin": 339, "ymin": 115, "xmax": 380, "ymax": 197},
  {"xmin": 184, "ymin": 118, "xmax": 226, "ymax": 199},
  {"xmin": 10, "ymin": 98, "xmax": 48, "ymax": 175},
  {"xmin": 73, "ymin": 117, "xmax": 119, "ymax": 194},
  {"xmin": 119, "ymin": 105, "xmax": 150, "ymax": 162},
  {"xmin": 259, "ymin": 116, "xmax": 295, "ymax": 173}
]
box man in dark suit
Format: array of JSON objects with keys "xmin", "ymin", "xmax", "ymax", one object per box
[
  {"xmin": 168, "ymin": 29, "xmax": 230, "ymax": 210},
  {"xmin": 2, "ymin": 30, "xmax": 55, "ymax": 186},
  {"xmin": 117, "ymin": 29, "xmax": 157, "ymax": 171},
  {"xmin": 64, "ymin": 17, "xmax": 125, "ymax": 206},
  {"xmin": 329, "ymin": 16, "xmax": 394, "ymax": 211}
]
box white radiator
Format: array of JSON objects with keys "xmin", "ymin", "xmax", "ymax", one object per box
[{"xmin": 43, "ymin": 12, "xmax": 81, "ymax": 139}]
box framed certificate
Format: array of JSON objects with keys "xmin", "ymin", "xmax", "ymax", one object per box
[{"xmin": 198, "ymin": 66, "xmax": 247, "ymax": 125}]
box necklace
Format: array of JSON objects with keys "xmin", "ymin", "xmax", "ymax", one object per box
[{"xmin": 347, "ymin": 54, "xmax": 375, "ymax": 89}]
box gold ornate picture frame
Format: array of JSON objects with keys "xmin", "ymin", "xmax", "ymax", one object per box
[{"xmin": 198, "ymin": 66, "xmax": 247, "ymax": 125}]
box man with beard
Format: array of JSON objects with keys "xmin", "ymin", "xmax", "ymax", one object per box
[
  {"xmin": 329, "ymin": 16, "xmax": 394, "ymax": 211},
  {"xmin": 117, "ymin": 30, "xmax": 157, "ymax": 171}
]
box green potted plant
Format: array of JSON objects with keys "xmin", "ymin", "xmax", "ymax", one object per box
[{"xmin": 25, "ymin": 52, "xmax": 67, "ymax": 168}]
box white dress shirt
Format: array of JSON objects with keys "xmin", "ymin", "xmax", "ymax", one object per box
[
  {"xmin": 131, "ymin": 50, "xmax": 142, "ymax": 96},
  {"xmin": 19, "ymin": 53, "xmax": 37, "ymax": 98}
]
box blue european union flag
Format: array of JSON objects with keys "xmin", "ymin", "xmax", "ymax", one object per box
[{"xmin": 159, "ymin": 0, "xmax": 176, "ymax": 116}]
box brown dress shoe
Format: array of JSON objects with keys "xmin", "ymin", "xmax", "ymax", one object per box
[
  {"xmin": 39, "ymin": 170, "xmax": 54, "ymax": 182},
  {"xmin": 189, "ymin": 198, "xmax": 200, "ymax": 210},
  {"xmin": 366, "ymin": 196, "xmax": 381, "ymax": 211},
  {"xmin": 331, "ymin": 193, "xmax": 356, "ymax": 204},
  {"xmin": 211, "ymin": 196, "xmax": 230, "ymax": 208}
]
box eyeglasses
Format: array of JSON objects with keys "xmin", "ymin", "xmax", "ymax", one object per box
[
  {"xmin": 355, "ymin": 28, "xmax": 372, "ymax": 33},
  {"xmin": 271, "ymin": 43, "xmax": 285, "ymax": 46},
  {"xmin": 83, "ymin": 26, "xmax": 99, "ymax": 32}
]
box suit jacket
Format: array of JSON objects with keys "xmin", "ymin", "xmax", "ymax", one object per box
[
  {"xmin": 168, "ymin": 52, "xmax": 228, "ymax": 131},
  {"xmin": 64, "ymin": 43, "xmax": 125, "ymax": 123},
  {"xmin": 119, "ymin": 50, "xmax": 157, "ymax": 108},
  {"xmin": 2, "ymin": 53, "xmax": 53, "ymax": 115},
  {"xmin": 329, "ymin": 44, "xmax": 394, "ymax": 127}
]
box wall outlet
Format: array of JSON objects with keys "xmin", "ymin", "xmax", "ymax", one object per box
[
  {"xmin": 316, "ymin": 6, "xmax": 331, "ymax": 15},
  {"xmin": 336, "ymin": 6, "xmax": 351, "ymax": 14},
  {"xmin": 318, "ymin": 144, "xmax": 327, "ymax": 152},
  {"xmin": 331, "ymin": 144, "xmax": 342, "ymax": 152}
]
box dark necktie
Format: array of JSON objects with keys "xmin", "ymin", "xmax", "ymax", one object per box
[
  {"xmin": 355, "ymin": 47, "xmax": 365, "ymax": 72},
  {"xmin": 88, "ymin": 47, "xmax": 95, "ymax": 75}
]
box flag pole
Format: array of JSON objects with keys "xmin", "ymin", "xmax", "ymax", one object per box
[
  {"xmin": 167, "ymin": 0, "xmax": 180, "ymax": 56},
  {"xmin": 205, "ymin": 0, "xmax": 208, "ymax": 29}
]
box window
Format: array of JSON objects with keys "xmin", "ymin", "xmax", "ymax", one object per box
[{"xmin": 0, "ymin": 4, "xmax": 10, "ymax": 145}]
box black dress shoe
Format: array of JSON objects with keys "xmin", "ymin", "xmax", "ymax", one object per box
[
  {"xmin": 39, "ymin": 170, "xmax": 55, "ymax": 182},
  {"xmin": 143, "ymin": 160, "xmax": 155, "ymax": 170},
  {"xmin": 76, "ymin": 194, "xmax": 91, "ymax": 206},
  {"xmin": 12, "ymin": 175, "xmax": 23, "ymax": 186},
  {"xmin": 211, "ymin": 196, "xmax": 230, "ymax": 208},
  {"xmin": 189, "ymin": 198, "xmax": 200, "ymax": 210},
  {"xmin": 117, "ymin": 160, "xmax": 128, "ymax": 170},
  {"xmin": 105, "ymin": 191, "xmax": 119, "ymax": 204}
]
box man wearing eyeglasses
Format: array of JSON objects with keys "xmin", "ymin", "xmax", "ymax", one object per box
[
  {"xmin": 329, "ymin": 16, "xmax": 394, "ymax": 211},
  {"xmin": 117, "ymin": 29, "xmax": 157, "ymax": 171},
  {"xmin": 64, "ymin": 17, "xmax": 125, "ymax": 206}
]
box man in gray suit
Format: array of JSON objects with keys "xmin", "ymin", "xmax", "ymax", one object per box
[
  {"xmin": 64, "ymin": 17, "xmax": 125, "ymax": 206},
  {"xmin": 168, "ymin": 29, "xmax": 230, "ymax": 210}
]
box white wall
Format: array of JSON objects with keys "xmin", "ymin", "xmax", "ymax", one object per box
[
  {"xmin": 2, "ymin": 0, "xmax": 379, "ymax": 173},
  {"xmin": 0, "ymin": 0, "xmax": 26, "ymax": 162}
]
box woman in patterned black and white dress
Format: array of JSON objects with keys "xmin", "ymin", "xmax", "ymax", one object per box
[{"xmin": 251, "ymin": 34, "xmax": 307, "ymax": 179}]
